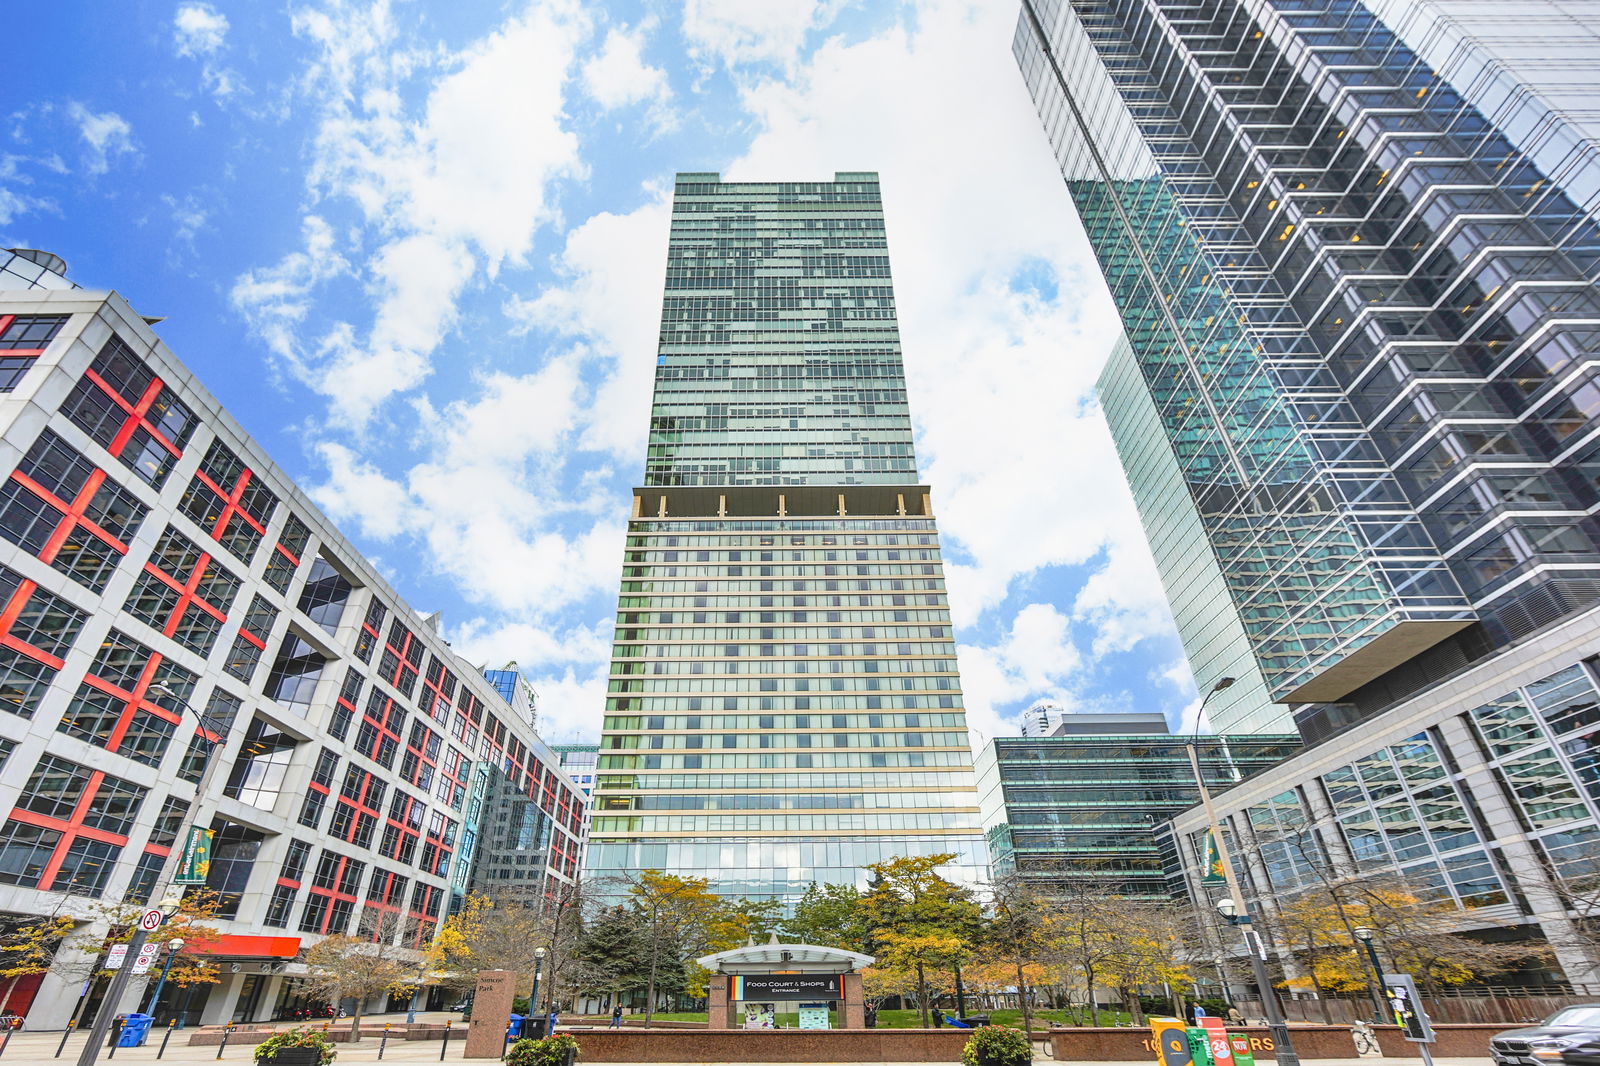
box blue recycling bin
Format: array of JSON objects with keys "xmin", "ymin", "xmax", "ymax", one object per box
[
  {"xmin": 118, "ymin": 1014, "xmax": 153, "ymax": 1047},
  {"xmin": 507, "ymin": 1014, "xmax": 525, "ymax": 1039}
]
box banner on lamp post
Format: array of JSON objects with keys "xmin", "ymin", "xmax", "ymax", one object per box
[
  {"xmin": 173, "ymin": 826, "xmax": 213, "ymax": 884},
  {"xmin": 1201, "ymin": 831, "xmax": 1227, "ymax": 884}
]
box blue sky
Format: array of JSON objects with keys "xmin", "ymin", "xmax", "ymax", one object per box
[{"xmin": 3, "ymin": 0, "xmax": 1198, "ymax": 743}]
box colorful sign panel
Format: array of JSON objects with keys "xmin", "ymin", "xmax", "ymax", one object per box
[
  {"xmin": 1151, "ymin": 1018, "xmax": 1193, "ymax": 1066},
  {"xmin": 729, "ymin": 975, "xmax": 845, "ymax": 1001}
]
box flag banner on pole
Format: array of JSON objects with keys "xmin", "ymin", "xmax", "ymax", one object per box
[
  {"xmin": 1202, "ymin": 830, "xmax": 1227, "ymax": 883},
  {"xmin": 174, "ymin": 826, "xmax": 213, "ymax": 884}
]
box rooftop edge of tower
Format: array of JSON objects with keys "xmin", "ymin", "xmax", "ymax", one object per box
[{"xmin": 672, "ymin": 171, "xmax": 880, "ymax": 184}]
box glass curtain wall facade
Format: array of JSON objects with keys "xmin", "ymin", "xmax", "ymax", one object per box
[
  {"xmin": 1015, "ymin": 0, "xmax": 1600, "ymax": 735},
  {"xmin": 1099, "ymin": 337, "xmax": 1285, "ymax": 732},
  {"xmin": 977, "ymin": 728, "xmax": 1299, "ymax": 898},
  {"xmin": 588, "ymin": 173, "xmax": 987, "ymax": 904}
]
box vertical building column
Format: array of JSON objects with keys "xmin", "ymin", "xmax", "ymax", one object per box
[
  {"xmin": 842, "ymin": 972, "xmax": 865, "ymax": 1029},
  {"xmin": 199, "ymin": 974, "xmax": 245, "ymax": 1025},
  {"xmin": 707, "ymin": 975, "xmax": 731, "ymax": 1029},
  {"xmin": 1433, "ymin": 715, "xmax": 1600, "ymax": 983}
]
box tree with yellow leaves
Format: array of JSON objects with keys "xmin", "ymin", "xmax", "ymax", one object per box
[
  {"xmin": 861, "ymin": 855, "xmax": 981, "ymax": 1026},
  {"xmin": 0, "ymin": 912, "xmax": 76, "ymax": 1018},
  {"xmin": 623, "ymin": 870, "xmax": 725, "ymax": 1024}
]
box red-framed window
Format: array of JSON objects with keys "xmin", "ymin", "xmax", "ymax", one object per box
[
  {"xmin": 400, "ymin": 719, "xmax": 440, "ymax": 791},
  {"xmin": 297, "ymin": 748, "xmax": 339, "ymax": 830},
  {"xmin": 57, "ymin": 629, "xmax": 197, "ymax": 767},
  {"xmin": 353, "ymin": 599, "xmax": 386, "ymax": 664},
  {"xmin": 178, "ymin": 439, "xmax": 279, "ymax": 565},
  {"xmin": 377, "ymin": 618, "xmax": 422, "ymax": 697},
  {"xmin": 420, "ymin": 810, "xmax": 455, "ymax": 877},
  {"xmin": 221, "ymin": 593, "xmax": 279, "ymax": 684},
  {"xmin": 354, "ymin": 689, "xmax": 405, "ymax": 770},
  {"xmin": 0, "ymin": 315, "xmax": 67, "ymax": 392},
  {"xmin": 264, "ymin": 840, "xmax": 313, "ymax": 928},
  {"xmin": 299, "ymin": 849, "xmax": 365, "ymax": 935},
  {"xmin": 379, "ymin": 791, "xmax": 424, "ymax": 867},
  {"xmin": 328, "ymin": 765, "xmax": 386, "ymax": 849},
  {"xmin": 328, "ymin": 666, "xmax": 364, "ymax": 741},
  {"xmin": 420, "ymin": 656, "xmax": 456, "ymax": 722},
  {"xmin": 405, "ymin": 882, "xmax": 442, "ymax": 948},
  {"xmin": 123, "ymin": 526, "xmax": 242, "ymax": 655},
  {"xmin": 436, "ymin": 745, "xmax": 469, "ymax": 810},
  {"xmin": 262, "ymin": 513, "xmax": 310, "ymax": 594},
  {"xmin": 0, "ymin": 753, "xmax": 144, "ymax": 896},
  {"xmin": 360, "ymin": 867, "xmax": 411, "ymax": 939},
  {"xmin": 60, "ymin": 334, "xmax": 198, "ymax": 487},
  {"xmin": 0, "ymin": 561, "xmax": 85, "ymax": 717},
  {"xmin": 0, "ymin": 429, "xmax": 148, "ymax": 592},
  {"xmin": 451, "ymin": 690, "xmax": 484, "ymax": 749}
]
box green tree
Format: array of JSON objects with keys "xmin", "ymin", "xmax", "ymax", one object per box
[
  {"xmin": 571, "ymin": 907, "xmax": 657, "ymax": 1009},
  {"xmin": 625, "ymin": 871, "xmax": 723, "ymax": 1023},
  {"xmin": 860, "ymin": 854, "xmax": 981, "ymax": 1026},
  {"xmin": 783, "ymin": 883, "xmax": 868, "ymax": 952}
]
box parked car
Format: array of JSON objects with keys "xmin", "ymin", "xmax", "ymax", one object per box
[
  {"xmin": 1492, "ymin": 1006, "xmax": 1600, "ymax": 1066},
  {"xmin": 1559, "ymin": 1037, "xmax": 1600, "ymax": 1066}
]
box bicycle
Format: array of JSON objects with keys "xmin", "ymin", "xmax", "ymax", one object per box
[{"xmin": 1352, "ymin": 1019, "xmax": 1380, "ymax": 1055}]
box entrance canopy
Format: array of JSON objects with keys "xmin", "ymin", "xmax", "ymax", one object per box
[{"xmin": 696, "ymin": 942, "xmax": 874, "ymax": 974}]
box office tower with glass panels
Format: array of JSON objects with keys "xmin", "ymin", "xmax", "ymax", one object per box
[
  {"xmin": 1015, "ymin": 0, "xmax": 1600, "ymax": 982},
  {"xmin": 1016, "ymin": 0, "xmax": 1600, "ymax": 740},
  {"xmin": 587, "ymin": 173, "xmax": 988, "ymax": 904}
]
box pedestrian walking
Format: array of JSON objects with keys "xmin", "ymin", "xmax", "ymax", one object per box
[{"xmin": 610, "ymin": 1004, "xmax": 623, "ymax": 1028}]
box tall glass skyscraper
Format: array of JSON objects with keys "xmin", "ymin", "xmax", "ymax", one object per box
[
  {"xmin": 1015, "ymin": 0, "xmax": 1600, "ymax": 739},
  {"xmin": 586, "ymin": 173, "xmax": 987, "ymax": 904}
]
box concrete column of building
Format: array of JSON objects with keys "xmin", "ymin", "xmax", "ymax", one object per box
[
  {"xmin": 842, "ymin": 972, "xmax": 865, "ymax": 1029},
  {"xmin": 200, "ymin": 975, "xmax": 245, "ymax": 1025},
  {"xmin": 1434, "ymin": 715, "xmax": 1600, "ymax": 984},
  {"xmin": 707, "ymin": 975, "xmax": 730, "ymax": 1029}
]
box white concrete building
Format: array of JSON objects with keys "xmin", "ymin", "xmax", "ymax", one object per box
[{"xmin": 0, "ymin": 250, "xmax": 587, "ymax": 1027}]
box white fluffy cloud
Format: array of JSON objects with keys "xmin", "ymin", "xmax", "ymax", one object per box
[
  {"xmin": 174, "ymin": 3, "xmax": 229, "ymax": 55},
  {"xmin": 958, "ymin": 604, "xmax": 1082, "ymax": 740},
  {"xmin": 582, "ymin": 25, "xmax": 671, "ymax": 113},
  {"xmin": 173, "ymin": 3, "xmax": 239, "ymax": 97},
  {"xmin": 237, "ymin": 0, "xmax": 590, "ymax": 427},
  {"xmin": 67, "ymin": 104, "xmax": 136, "ymax": 176},
  {"xmin": 681, "ymin": 0, "xmax": 842, "ymax": 71}
]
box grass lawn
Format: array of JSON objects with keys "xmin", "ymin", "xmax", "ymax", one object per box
[{"xmin": 627, "ymin": 1008, "xmax": 1134, "ymax": 1029}]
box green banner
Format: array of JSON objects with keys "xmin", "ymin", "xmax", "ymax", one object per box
[
  {"xmin": 174, "ymin": 826, "xmax": 213, "ymax": 884},
  {"xmin": 1201, "ymin": 831, "xmax": 1227, "ymax": 884}
]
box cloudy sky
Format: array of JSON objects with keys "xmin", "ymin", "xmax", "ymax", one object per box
[{"xmin": 4, "ymin": 0, "xmax": 1197, "ymax": 743}]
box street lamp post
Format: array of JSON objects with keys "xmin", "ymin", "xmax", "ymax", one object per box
[
  {"xmin": 141, "ymin": 939, "xmax": 185, "ymax": 1019},
  {"xmin": 1353, "ymin": 927, "xmax": 1388, "ymax": 1024},
  {"xmin": 528, "ymin": 948, "xmax": 546, "ymax": 1038},
  {"xmin": 74, "ymin": 685, "xmax": 227, "ymax": 1066},
  {"xmin": 1185, "ymin": 678, "xmax": 1301, "ymax": 1066}
]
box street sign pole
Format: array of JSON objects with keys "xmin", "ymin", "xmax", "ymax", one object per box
[{"xmin": 74, "ymin": 692, "xmax": 228, "ymax": 1066}]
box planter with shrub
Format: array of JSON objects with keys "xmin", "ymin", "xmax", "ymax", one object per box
[
  {"xmin": 962, "ymin": 1025, "xmax": 1032, "ymax": 1066},
  {"xmin": 254, "ymin": 1028, "xmax": 337, "ymax": 1066},
  {"xmin": 505, "ymin": 1033, "xmax": 579, "ymax": 1066}
]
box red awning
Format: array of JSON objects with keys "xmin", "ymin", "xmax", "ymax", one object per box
[{"xmin": 194, "ymin": 935, "xmax": 301, "ymax": 958}]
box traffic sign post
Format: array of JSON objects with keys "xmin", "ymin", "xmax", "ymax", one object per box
[
  {"xmin": 131, "ymin": 945, "xmax": 160, "ymax": 976},
  {"xmin": 75, "ymin": 685, "xmax": 229, "ymax": 1066},
  {"xmin": 104, "ymin": 946, "xmax": 128, "ymax": 971}
]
